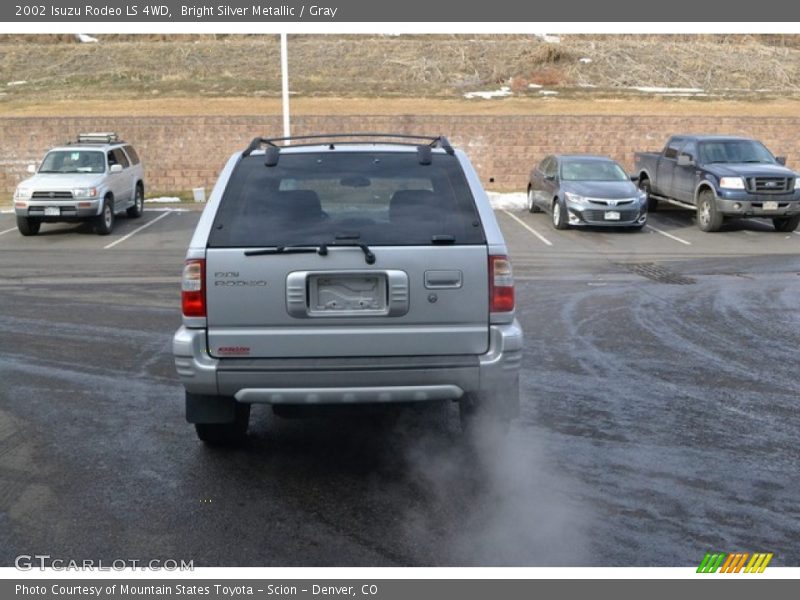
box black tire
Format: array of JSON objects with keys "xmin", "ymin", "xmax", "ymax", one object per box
[
  {"xmin": 696, "ymin": 189, "xmax": 723, "ymax": 232},
  {"xmin": 195, "ymin": 403, "xmax": 251, "ymax": 446},
  {"xmin": 551, "ymin": 198, "xmax": 568, "ymax": 230},
  {"xmin": 527, "ymin": 187, "xmax": 542, "ymax": 213},
  {"xmin": 459, "ymin": 394, "xmax": 511, "ymax": 437},
  {"xmin": 773, "ymin": 214, "xmax": 800, "ymax": 232},
  {"xmin": 16, "ymin": 216, "xmax": 41, "ymax": 236},
  {"xmin": 639, "ymin": 178, "xmax": 658, "ymax": 212},
  {"xmin": 95, "ymin": 197, "xmax": 115, "ymax": 235},
  {"xmin": 127, "ymin": 184, "xmax": 144, "ymax": 218}
]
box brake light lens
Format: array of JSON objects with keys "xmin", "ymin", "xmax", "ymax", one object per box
[
  {"xmin": 489, "ymin": 255, "xmax": 515, "ymax": 312},
  {"xmin": 181, "ymin": 259, "xmax": 206, "ymax": 317}
]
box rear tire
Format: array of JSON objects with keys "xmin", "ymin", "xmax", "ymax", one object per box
[
  {"xmin": 127, "ymin": 184, "xmax": 144, "ymax": 218},
  {"xmin": 95, "ymin": 197, "xmax": 115, "ymax": 235},
  {"xmin": 773, "ymin": 215, "xmax": 800, "ymax": 232},
  {"xmin": 16, "ymin": 216, "xmax": 41, "ymax": 236},
  {"xmin": 551, "ymin": 198, "xmax": 568, "ymax": 230},
  {"xmin": 527, "ymin": 188, "xmax": 542, "ymax": 213},
  {"xmin": 194, "ymin": 403, "xmax": 251, "ymax": 446},
  {"xmin": 696, "ymin": 189, "xmax": 723, "ymax": 232},
  {"xmin": 639, "ymin": 178, "xmax": 658, "ymax": 212}
]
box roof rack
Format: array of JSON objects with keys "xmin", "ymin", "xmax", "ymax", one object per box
[
  {"xmin": 242, "ymin": 133, "xmax": 455, "ymax": 165},
  {"xmin": 74, "ymin": 132, "xmax": 120, "ymax": 144}
]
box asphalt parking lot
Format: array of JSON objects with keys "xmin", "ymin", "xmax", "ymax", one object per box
[{"xmin": 0, "ymin": 205, "xmax": 798, "ymax": 567}]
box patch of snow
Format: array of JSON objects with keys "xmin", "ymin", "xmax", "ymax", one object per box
[
  {"xmin": 7, "ymin": 81, "xmax": 27, "ymax": 87},
  {"xmin": 534, "ymin": 34, "xmax": 561, "ymax": 44},
  {"xmin": 579, "ymin": 57, "xmax": 592, "ymax": 64},
  {"xmin": 577, "ymin": 83, "xmax": 597, "ymax": 88},
  {"xmin": 464, "ymin": 86, "xmax": 512, "ymax": 100},
  {"xmin": 539, "ymin": 90, "xmax": 559, "ymax": 96},
  {"xmin": 76, "ymin": 34, "xmax": 98, "ymax": 43},
  {"xmin": 527, "ymin": 83, "xmax": 542, "ymax": 89},
  {"xmin": 145, "ymin": 197, "xmax": 182, "ymax": 203},
  {"xmin": 488, "ymin": 192, "xmax": 527, "ymax": 211}
]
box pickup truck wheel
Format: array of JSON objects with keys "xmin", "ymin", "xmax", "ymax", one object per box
[
  {"xmin": 459, "ymin": 394, "xmax": 511, "ymax": 437},
  {"xmin": 696, "ymin": 190, "xmax": 723, "ymax": 232},
  {"xmin": 16, "ymin": 216, "xmax": 41, "ymax": 236},
  {"xmin": 639, "ymin": 179, "xmax": 658, "ymax": 212},
  {"xmin": 773, "ymin": 215, "xmax": 800, "ymax": 232},
  {"xmin": 194, "ymin": 403, "xmax": 251, "ymax": 446},
  {"xmin": 127, "ymin": 184, "xmax": 144, "ymax": 218},
  {"xmin": 527, "ymin": 188, "xmax": 542, "ymax": 213},
  {"xmin": 94, "ymin": 198, "xmax": 115, "ymax": 235},
  {"xmin": 552, "ymin": 198, "xmax": 568, "ymax": 230}
]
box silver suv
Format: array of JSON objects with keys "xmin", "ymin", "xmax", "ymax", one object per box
[
  {"xmin": 173, "ymin": 134, "xmax": 523, "ymax": 445},
  {"xmin": 13, "ymin": 132, "xmax": 145, "ymax": 236}
]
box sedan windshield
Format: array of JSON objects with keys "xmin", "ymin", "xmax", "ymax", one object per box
[
  {"xmin": 38, "ymin": 151, "xmax": 105, "ymax": 174},
  {"xmin": 561, "ymin": 160, "xmax": 628, "ymax": 182},
  {"xmin": 698, "ymin": 140, "xmax": 776, "ymax": 164}
]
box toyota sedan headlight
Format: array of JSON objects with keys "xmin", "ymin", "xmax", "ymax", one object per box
[
  {"xmin": 794, "ymin": 178, "xmax": 800, "ymax": 190},
  {"xmin": 72, "ymin": 187, "xmax": 98, "ymax": 198},
  {"xmin": 564, "ymin": 192, "xmax": 589, "ymax": 205},
  {"xmin": 14, "ymin": 187, "xmax": 32, "ymax": 200},
  {"xmin": 719, "ymin": 177, "xmax": 745, "ymax": 190}
]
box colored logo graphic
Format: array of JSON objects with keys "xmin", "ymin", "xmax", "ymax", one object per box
[{"xmin": 697, "ymin": 552, "xmax": 773, "ymax": 573}]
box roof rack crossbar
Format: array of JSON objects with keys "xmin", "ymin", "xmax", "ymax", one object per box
[{"xmin": 241, "ymin": 133, "xmax": 456, "ymax": 157}]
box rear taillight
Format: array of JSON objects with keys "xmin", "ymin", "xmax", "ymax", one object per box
[
  {"xmin": 489, "ymin": 255, "xmax": 515, "ymax": 313},
  {"xmin": 181, "ymin": 259, "xmax": 206, "ymax": 317}
]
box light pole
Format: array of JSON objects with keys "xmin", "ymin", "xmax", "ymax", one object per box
[{"xmin": 280, "ymin": 33, "xmax": 291, "ymax": 143}]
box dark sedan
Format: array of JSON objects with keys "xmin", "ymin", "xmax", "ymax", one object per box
[{"xmin": 527, "ymin": 155, "xmax": 648, "ymax": 230}]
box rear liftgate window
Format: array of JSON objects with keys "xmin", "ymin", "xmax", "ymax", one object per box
[{"xmin": 208, "ymin": 152, "xmax": 486, "ymax": 247}]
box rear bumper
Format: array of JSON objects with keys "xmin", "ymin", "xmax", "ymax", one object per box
[{"xmin": 173, "ymin": 320, "xmax": 522, "ymax": 410}]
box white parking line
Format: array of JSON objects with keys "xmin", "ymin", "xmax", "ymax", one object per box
[
  {"xmin": 645, "ymin": 224, "xmax": 692, "ymax": 246},
  {"xmin": 0, "ymin": 226, "xmax": 17, "ymax": 236},
  {"xmin": 792, "ymin": 231, "xmax": 800, "ymax": 237},
  {"xmin": 103, "ymin": 211, "xmax": 173, "ymax": 250},
  {"xmin": 501, "ymin": 210, "xmax": 553, "ymax": 247}
]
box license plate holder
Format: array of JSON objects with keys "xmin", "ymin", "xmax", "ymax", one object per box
[
  {"xmin": 763, "ymin": 201, "xmax": 779, "ymax": 211},
  {"xmin": 308, "ymin": 274, "xmax": 387, "ymax": 316},
  {"xmin": 604, "ymin": 211, "xmax": 621, "ymax": 221},
  {"xmin": 44, "ymin": 206, "xmax": 60, "ymax": 216}
]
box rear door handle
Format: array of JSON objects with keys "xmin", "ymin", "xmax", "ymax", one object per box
[{"xmin": 424, "ymin": 270, "xmax": 463, "ymax": 289}]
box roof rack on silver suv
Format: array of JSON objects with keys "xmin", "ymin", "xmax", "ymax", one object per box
[
  {"xmin": 243, "ymin": 133, "xmax": 455, "ymax": 166},
  {"xmin": 75, "ymin": 132, "xmax": 120, "ymax": 144}
]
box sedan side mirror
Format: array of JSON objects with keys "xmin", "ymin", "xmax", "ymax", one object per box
[
  {"xmin": 776, "ymin": 156, "xmax": 787, "ymax": 166},
  {"xmin": 109, "ymin": 164, "xmax": 123, "ymax": 173},
  {"xmin": 26, "ymin": 164, "xmax": 36, "ymax": 174},
  {"xmin": 677, "ymin": 154, "xmax": 695, "ymax": 167}
]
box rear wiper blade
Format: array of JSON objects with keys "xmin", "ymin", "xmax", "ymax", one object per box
[
  {"xmin": 431, "ymin": 234, "xmax": 455, "ymax": 244},
  {"xmin": 244, "ymin": 245, "xmax": 326, "ymax": 257}
]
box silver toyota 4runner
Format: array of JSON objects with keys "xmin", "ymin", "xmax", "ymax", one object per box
[
  {"xmin": 173, "ymin": 134, "xmax": 523, "ymax": 445},
  {"xmin": 13, "ymin": 132, "xmax": 145, "ymax": 236}
]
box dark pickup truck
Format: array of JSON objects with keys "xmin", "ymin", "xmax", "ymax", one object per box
[{"xmin": 634, "ymin": 135, "xmax": 800, "ymax": 232}]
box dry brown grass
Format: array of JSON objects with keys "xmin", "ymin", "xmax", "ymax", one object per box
[
  {"xmin": 1, "ymin": 35, "xmax": 800, "ymax": 112},
  {"xmin": 2, "ymin": 96, "xmax": 800, "ymax": 117}
]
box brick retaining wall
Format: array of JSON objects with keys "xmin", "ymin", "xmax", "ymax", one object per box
[{"xmin": 2, "ymin": 114, "xmax": 799, "ymax": 196}]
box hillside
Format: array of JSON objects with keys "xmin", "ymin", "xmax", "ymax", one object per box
[{"xmin": 1, "ymin": 34, "xmax": 800, "ymax": 116}]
